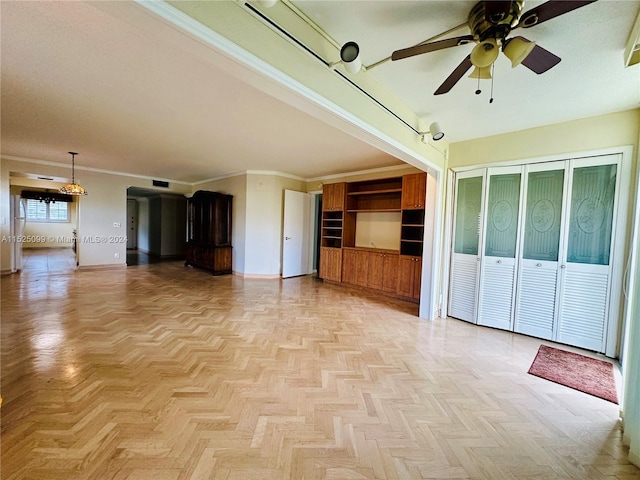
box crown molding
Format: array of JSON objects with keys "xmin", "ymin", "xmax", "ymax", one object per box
[
  {"xmin": 2, "ymin": 155, "xmax": 191, "ymax": 185},
  {"xmin": 306, "ymin": 163, "xmax": 415, "ymax": 183}
]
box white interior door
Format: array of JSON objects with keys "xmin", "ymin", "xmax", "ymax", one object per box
[
  {"xmin": 477, "ymin": 166, "xmax": 523, "ymax": 331},
  {"xmin": 282, "ymin": 189, "xmax": 311, "ymax": 278},
  {"xmin": 514, "ymin": 162, "xmax": 569, "ymax": 340},
  {"xmin": 556, "ymin": 156, "xmax": 621, "ymax": 351},
  {"xmin": 449, "ymin": 169, "xmax": 485, "ymax": 323}
]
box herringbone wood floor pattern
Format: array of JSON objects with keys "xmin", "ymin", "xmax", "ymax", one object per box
[{"xmin": 1, "ymin": 260, "xmax": 639, "ymax": 479}]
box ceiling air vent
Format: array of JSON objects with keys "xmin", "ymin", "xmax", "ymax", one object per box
[{"xmin": 152, "ymin": 180, "xmax": 169, "ymax": 188}]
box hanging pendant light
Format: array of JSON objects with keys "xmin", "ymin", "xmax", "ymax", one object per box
[{"xmin": 59, "ymin": 152, "xmax": 87, "ymax": 195}]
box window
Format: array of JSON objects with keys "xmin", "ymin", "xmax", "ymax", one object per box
[{"xmin": 26, "ymin": 199, "xmax": 69, "ymax": 222}]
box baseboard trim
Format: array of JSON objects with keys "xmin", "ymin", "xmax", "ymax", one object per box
[
  {"xmin": 77, "ymin": 264, "xmax": 127, "ymax": 271},
  {"xmin": 233, "ymin": 271, "xmax": 280, "ymax": 279}
]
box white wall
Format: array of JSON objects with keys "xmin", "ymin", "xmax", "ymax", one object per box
[
  {"xmin": 354, "ymin": 212, "xmax": 401, "ymax": 250},
  {"xmin": 244, "ymin": 173, "xmax": 307, "ymax": 276},
  {"xmin": 137, "ymin": 198, "xmax": 150, "ymax": 253}
]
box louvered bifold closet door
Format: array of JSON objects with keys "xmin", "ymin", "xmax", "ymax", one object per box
[
  {"xmin": 449, "ymin": 169, "xmax": 485, "ymax": 323},
  {"xmin": 556, "ymin": 156, "xmax": 621, "ymax": 352},
  {"xmin": 477, "ymin": 167, "xmax": 523, "ymax": 331},
  {"xmin": 514, "ymin": 162, "xmax": 569, "ymax": 340}
]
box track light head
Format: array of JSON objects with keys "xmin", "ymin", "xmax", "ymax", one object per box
[{"xmin": 340, "ymin": 41, "xmax": 362, "ymax": 74}]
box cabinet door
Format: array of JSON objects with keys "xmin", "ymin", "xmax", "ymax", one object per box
[
  {"xmin": 382, "ymin": 254, "xmax": 399, "ymax": 292},
  {"xmin": 320, "ymin": 247, "xmax": 342, "ymax": 282},
  {"xmin": 322, "ymin": 184, "xmax": 334, "ymax": 212},
  {"xmin": 412, "ymin": 258, "xmax": 422, "ymax": 299},
  {"xmin": 342, "ymin": 250, "xmax": 357, "ymax": 285},
  {"xmin": 402, "ymin": 173, "xmax": 427, "ymax": 209},
  {"xmin": 323, "ymin": 183, "xmax": 346, "ymax": 211},
  {"xmin": 368, "ymin": 253, "xmax": 384, "ymax": 290},
  {"xmin": 320, "ymin": 247, "xmax": 331, "ymax": 279},
  {"xmin": 355, "ymin": 251, "xmax": 369, "ymax": 287},
  {"xmin": 397, "ymin": 255, "xmax": 416, "ymax": 297}
]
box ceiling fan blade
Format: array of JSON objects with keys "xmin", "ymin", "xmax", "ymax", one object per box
[
  {"xmin": 391, "ymin": 35, "xmax": 474, "ymax": 61},
  {"xmin": 484, "ymin": 1, "xmax": 513, "ymax": 23},
  {"xmin": 434, "ymin": 55, "xmax": 473, "ymax": 95},
  {"xmin": 516, "ymin": 0, "xmax": 597, "ymax": 28},
  {"xmin": 520, "ymin": 43, "xmax": 561, "ymax": 74}
]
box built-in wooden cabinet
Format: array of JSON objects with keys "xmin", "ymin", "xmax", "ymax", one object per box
[
  {"xmin": 319, "ymin": 173, "xmax": 426, "ymax": 303},
  {"xmin": 185, "ymin": 190, "xmax": 232, "ymax": 275},
  {"xmin": 319, "ymin": 247, "xmax": 342, "ymax": 282},
  {"xmin": 342, "ymin": 249, "xmax": 369, "ymax": 287},
  {"xmin": 368, "ymin": 252, "xmax": 398, "ymax": 292},
  {"xmin": 322, "ymin": 183, "xmax": 346, "ymax": 211},
  {"xmin": 401, "ymin": 172, "xmax": 427, "ymax": 209},
  {"xmin": 397, "ymin": 255, "xmax": 422, "ymax": 299}
]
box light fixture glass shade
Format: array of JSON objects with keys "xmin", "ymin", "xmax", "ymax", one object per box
[
  {"xmin": 503, "ymin": 37, "xmax": 536, "ymax": 67},
  {"xmin": 470, "ymin": 38, "xmax": 499, "ymax": 68},
  {"xmin": 59, "ymin": 183, "xmax": 87, "ymax": 195},
  {"xmin": 340, "ymin": 41, "xmax": 361, "ymax": 74},
  {"xmin": 429, "ymin": 122, "xmax": 444, "ymax": 141},
  {"xmin": 59, "ymin": 152, "xmax": 88, "ymax": 196},
  {"xmin": 468, "ymin": 66, "xmax": 492, "ymax": 79},
  {"xmin": 255, "ymin": 0, "xmax": 277, "ymax": 7}
]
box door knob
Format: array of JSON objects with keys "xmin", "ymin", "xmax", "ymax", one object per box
[
  {"xmin": 561, "ymin": 265, "xmax": 566, "ymax": 269},
  {"xmin": 497, "ymin": 260, "xmax": 502, "ymax": 264},
  {"xmin": 285, "ymin": 237, "xmax": 291, "ymax": 240},
  {"xmin": 536, "ymin": 263, "xmax": 542, "ymax": 267}
]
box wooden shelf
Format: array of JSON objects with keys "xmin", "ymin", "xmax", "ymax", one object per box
[
  {"xmin": 347, "ymin": 208, "xmax": 401, "ymax": 213},
  {"xmin": 401, "ymin": 239, "xmax": 423, "ymax": 243},
  {"xmin": 347, "ymin": 188, "xmax": 402, "ymax": 196},
  {"xmin": 322, "ymin": 226, "xmax": 342, "ymax": 230},
  {"xmin": 323, "ymin": 235, "xmax": 342, "ymax": 240}
]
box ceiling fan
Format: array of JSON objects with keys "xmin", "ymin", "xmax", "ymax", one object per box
[{"xmin": 390, "ymin": 0, "xmax": 597, "ymax": 95}]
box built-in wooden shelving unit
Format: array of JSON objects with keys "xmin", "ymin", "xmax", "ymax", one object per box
[{"xmin": 319, "ymin": 173, "xmax": 427, "ymax": 303}]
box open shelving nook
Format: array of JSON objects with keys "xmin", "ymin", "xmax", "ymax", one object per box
[{"xmin": 346, "ymin": 177, "xmax": 402, "ymax": 212}]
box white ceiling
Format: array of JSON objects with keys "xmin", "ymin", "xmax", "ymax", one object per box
[
  {"xmin": 294, "ymin": 0, "xmax": 640, "ymax": 141},
  {"xmin": 2, "ymin": 1, "xmax": 639, "ymax": 184}
]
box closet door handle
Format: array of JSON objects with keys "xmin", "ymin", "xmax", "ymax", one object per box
[{"xmin": 536, "ymin": 263, "xmax": 542, "ymax": 267}]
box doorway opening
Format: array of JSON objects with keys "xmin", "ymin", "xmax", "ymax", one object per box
[{"xmin": 126, "ymin": 187, "xmax": 187, "ymax": 266}]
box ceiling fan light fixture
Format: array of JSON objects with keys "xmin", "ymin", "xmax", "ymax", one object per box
[
  {"xmin": 468, "ymin": 66, "xmax": 492, "ymax": 79},
  {"xmin": 503, "ymin": 37, "xmax": 536, "ymax": 67},
  {"xmin": 340, "ymin": 41, "xmax": 361, "ymax": 74},
  {"xmin": 470, "ymin": 38, "xmax": 499, "ymax": 68}
]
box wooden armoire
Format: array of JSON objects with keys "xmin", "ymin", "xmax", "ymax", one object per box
[{"xmin": 185, "ymin": 190, "xmax": 232, "ymax": 275}]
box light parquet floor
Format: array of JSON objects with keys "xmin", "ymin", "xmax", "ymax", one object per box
[{"xmin": 1, "ymin": 261, "xmax": 639, "ymax": 480}]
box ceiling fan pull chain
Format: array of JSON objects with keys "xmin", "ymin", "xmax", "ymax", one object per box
[
  {"xmin": 490, "ymin": 63, "xmax": 495, "ymax": 104},
  {"xmin": 475, "ymin": 67, "xmax": 481, "ymax": 95}
]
